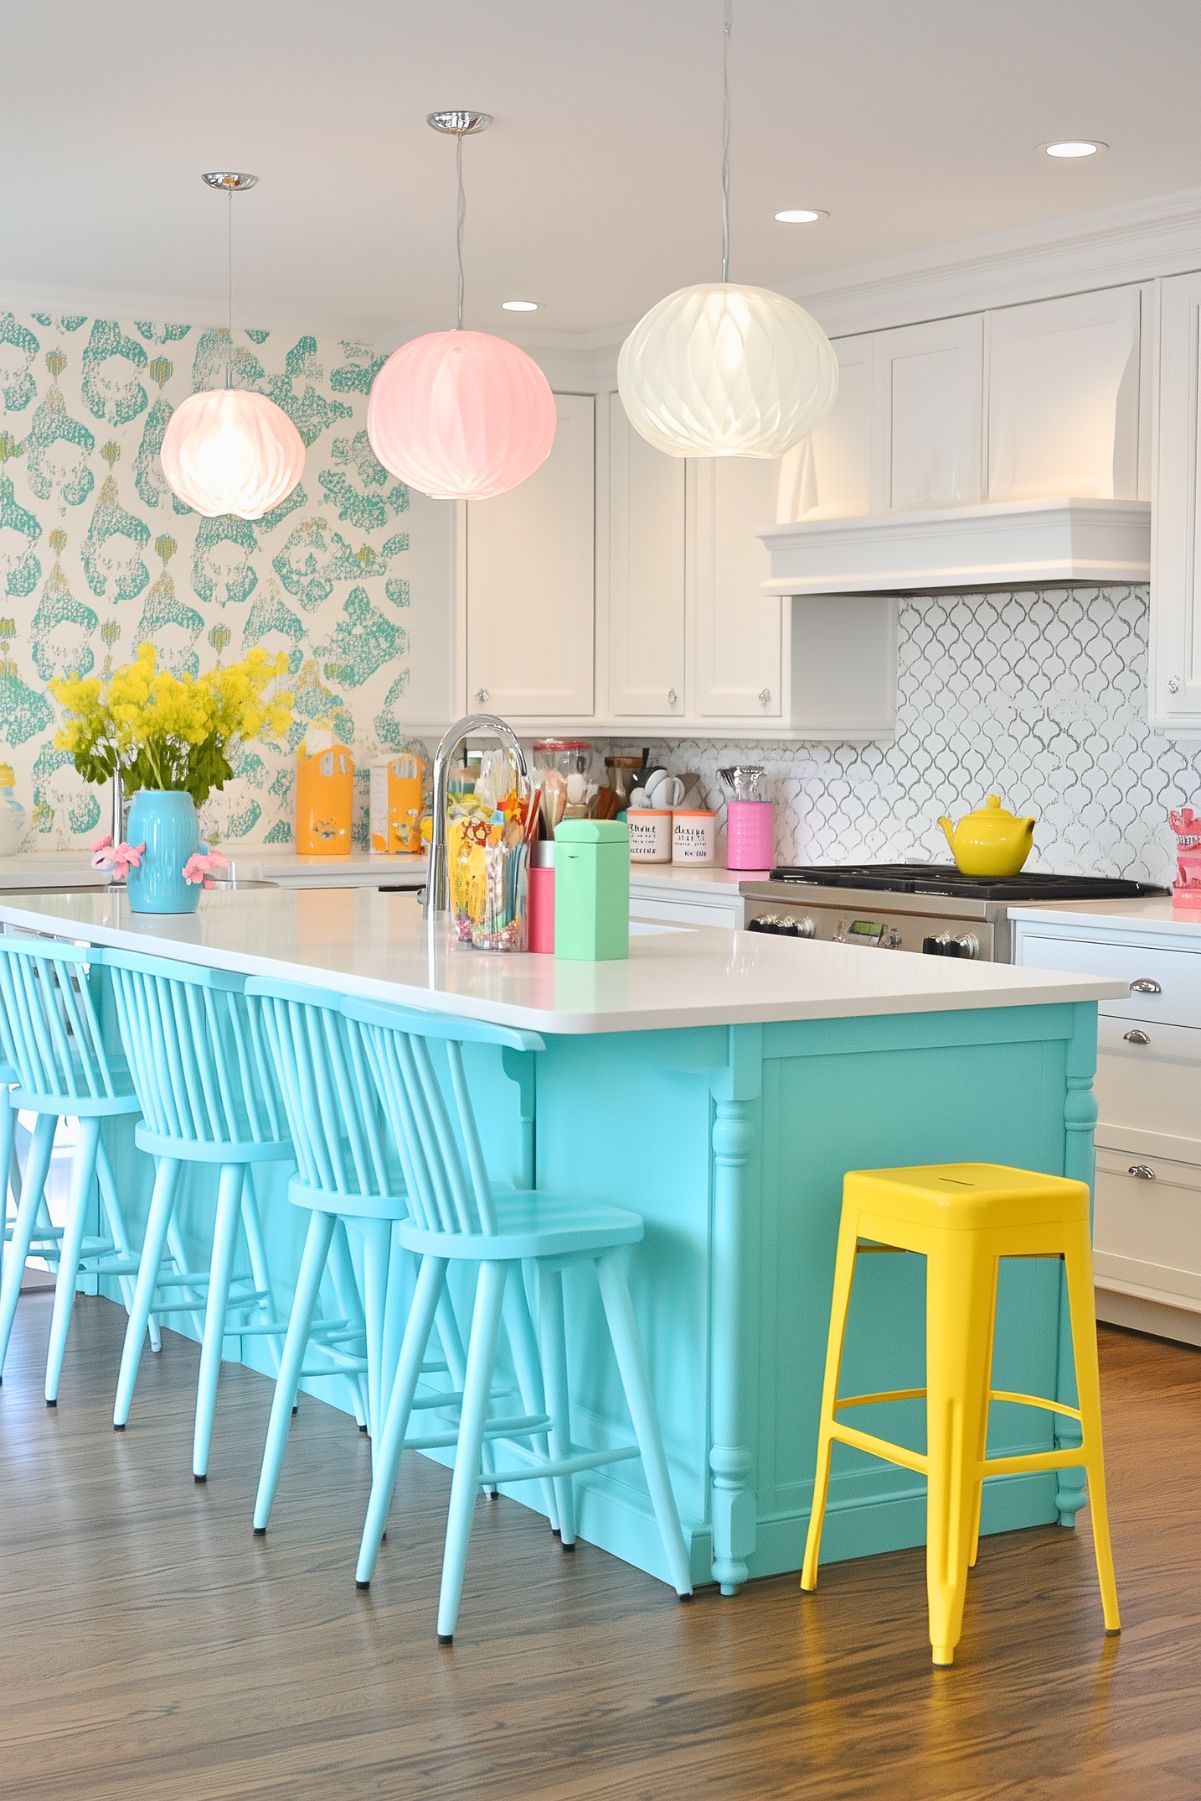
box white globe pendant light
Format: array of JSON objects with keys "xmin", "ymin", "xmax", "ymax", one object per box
[
  {"xmin": 618, "ymin": 1, "xmax": 838, "ymax": 458},
  {"xmin": 160, "ymin": 173, "xmax": 305, "ymax": 519},
  {"xmin": 367, "ymin": 112, "xmax": 557, "ymax": 501}
]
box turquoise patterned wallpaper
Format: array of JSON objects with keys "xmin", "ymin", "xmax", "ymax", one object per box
[{"xmin": 0, "ymin": 310, "xmax": 418, "ymax": 845}]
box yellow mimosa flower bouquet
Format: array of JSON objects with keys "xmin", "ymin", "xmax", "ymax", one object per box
[{"xmin": 52, "ymin": 643, "xmax": 294, "ymax": 809}]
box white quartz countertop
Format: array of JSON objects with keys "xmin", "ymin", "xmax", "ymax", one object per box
[
  {"xmin": 0, "ymin": 849, "xmax": 760, "ymax": 900},
  {"xmin": 1008, "ymin": 895, "xmax": 1201, "ymax": 942},
  {"xmin": 0, "ymin": 888, "xmax": 1126, "ymax": 1036}
]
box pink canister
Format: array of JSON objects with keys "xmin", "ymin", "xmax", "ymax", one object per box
[{"xmin": 725, "ymin": 800, "xmax": 775, "ymax": 870}]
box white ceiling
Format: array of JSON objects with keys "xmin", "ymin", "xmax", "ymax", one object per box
[{"xmin": 6, "ymin": 0, "xmax": 1201, "ymax": 341}]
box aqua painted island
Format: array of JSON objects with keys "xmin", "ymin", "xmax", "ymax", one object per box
[{"xmin": 0, "ymin": 887, "xmax": 1125, "ymax": 1593}]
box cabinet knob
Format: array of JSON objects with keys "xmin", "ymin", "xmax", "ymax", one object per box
[
  {"xmin": 758, "ymin": 688, "xmax": 772, "ymax": 706},
  {"xmin": 1129, "ymin": 977, "xmax": 1162, "ymax": 995},
  {"xmin": 667, "ymin": 688, "xmax": 678, "ymax": 706},
  {"xmin": 476, "ymin": 687, "xmax": 490, "ymax": 705},
  {"xmin": 1168, "ymin": 677, "xmax": 1182, "ymax": 695},
  {"xmin": 1122, "ymin": 1028, "xmax": 1150, "ymax": 1045},
  {"xmin": 1127, "ymin": 1164, "xmax": 1157, "ymax": 1181}
]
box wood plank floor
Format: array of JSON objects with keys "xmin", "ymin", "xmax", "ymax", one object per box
[{"xmin": 0, "ymin": 1297, "xmax": 1197, "ymax": 1801}]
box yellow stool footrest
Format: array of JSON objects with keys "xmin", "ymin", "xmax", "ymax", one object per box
[
  {"xmin": 828, "ymin": 1422, "xmax": 928, "ymax": 1475},
  {"xmin": 834, "ymin": 1388, "xmax": 926, "ymax": 1410},
  {"xmin": 988, "ymin": 1388, "xmax": 1082, "ymax": 1422},
  {"xmin": 834, "ymin": 1387, "xmax": 1082, "ymax": 1421}
]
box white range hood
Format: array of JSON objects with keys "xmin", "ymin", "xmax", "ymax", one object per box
[{"xmin": 758, "ymin": 497, "xmax": 1151, "ymax": 597}]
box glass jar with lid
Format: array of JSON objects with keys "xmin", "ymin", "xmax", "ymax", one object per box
[{"xmin": 532, "ymin": 738, "xmax": 594, "ymax": 783}]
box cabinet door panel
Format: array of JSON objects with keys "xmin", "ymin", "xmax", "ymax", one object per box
[
  {"xmin": 608, "ymin": 395, "xmax": 686, "ymax": 717},
  {"xmin": 465, "ymin": 393, "xmax": 595, "ymax": 717},
  {"xmin": 986, "ymin": 287, "xmax": 1141, "ymax": 500},
  {"xmin": 875, "ymin": 315, "xmax": 983, "ymax": 510},
  {"xmin": 1152, "ymin": 270, "xmax": 1201, "ymax": 727},
  {"xmin": 777, "ymin": 332, "xmax": 873, "ymax": 521},
  {"xmin": 690, "ymin": 457, "xmax": 782, "ymax": 719}
]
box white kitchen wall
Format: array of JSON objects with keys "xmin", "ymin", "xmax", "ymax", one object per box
[{"xmin": 644, "ymin": 586, "xmax": 1201, "ymax": 887}]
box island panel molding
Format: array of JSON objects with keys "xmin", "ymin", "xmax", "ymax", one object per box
[{"xmin": 0, "ymin": 306, "xmax": 447, "ymax": 847}]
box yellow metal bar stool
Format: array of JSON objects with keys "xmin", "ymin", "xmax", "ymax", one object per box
[{"xmin": 801, "ymin": 1162, "xmax": 1120, "ymax": 1667}]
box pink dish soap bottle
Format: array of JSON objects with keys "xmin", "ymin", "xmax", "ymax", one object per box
[{"xmin": 1169, "ymin": 807, "xmax": 1201, "ymax": 905}]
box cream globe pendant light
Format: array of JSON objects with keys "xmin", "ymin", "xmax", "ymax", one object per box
[
  {"xmin": 618, "ymin": 0, "xmax": 838, "ymax": 458},
  {"xmin": 367, "ymin": 112, "xmax": 557, "ymax": 500},
  {"xmin": 160, "ymin": 172, "xmax": 305, "ymax": 519}
]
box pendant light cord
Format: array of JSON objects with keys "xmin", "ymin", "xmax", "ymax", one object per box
[
  {"xmin": 226, "ymin": 186, "xmax": 234, "ymax": 388},
  {"xmin": 455, "ymin": 130, "xmax": 466, "ymax": 329},
  {"xmin": 720, "ymin": 0, "xmax": 732, "ymax": 282}
]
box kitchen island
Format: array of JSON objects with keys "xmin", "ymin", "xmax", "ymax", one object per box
[{"xmin": 0, "ymin": 887, "xmax": 1125, "ymax": 1593}]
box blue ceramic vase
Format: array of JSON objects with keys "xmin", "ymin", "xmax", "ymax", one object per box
[{"xmin": 125, "ymin": 789, "xmax": 201, "ymax": 915}]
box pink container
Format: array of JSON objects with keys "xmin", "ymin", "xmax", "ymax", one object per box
[
  {"xmin": 725, "ymin": 800, "xmax": 775, "ymax": 870},
  {"xmin": 528, "ymin": 864, "xmax": 555, "ymax": 953}
]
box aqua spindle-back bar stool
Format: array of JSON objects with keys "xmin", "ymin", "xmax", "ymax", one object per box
[
  {"xmin": 345, "ymin": 995, "xmax": 694, "ymax": 1645},
  {"xmin": 245, "ymin": 977, "xmax": 534, "ymax": 1536},
  {"xmin": 103, "ymin": 949, "xmax": 335, "ymax": 1480},
  {"xmin": 0, "ymin": 935, "xmax": 159, "ymax": 1402}
]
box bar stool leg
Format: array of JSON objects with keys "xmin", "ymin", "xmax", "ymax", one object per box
[
  {"xmin": 0, "ymin": 1114, "xmax": 56, "ymax": 1378},
  {"xmin": 436, "ymin": 1258, "xmax": 507, "ymax": 1643},
  {"xmin": 968, "ymin": 1257, "xmax": 999, "ymax": 1569},
  {"xmin": 924, "ymin": 1234, "xmax": 995, "ymax": 1667},
  {"xmin": 597, "ymin": 1249, "xmax": 693, "ymax": 1598},
  {"xmin": 239, "ymin": 1167, "xmax": 280, "ymax": 1377},
  {"xmin": 356, "ymin": 1254, "xmax": 447, "ymax": 1589},
  {"xmin": 1062, "ymin": 1220, "xmax": 1121, "ymax": 1634},
  {"xmin": 538, "ymin": 1263, "xmax": 577, "ymax": 1548},
  {"xmin": 113, "ymin": 1156, "xmax": 182, "ymax": 1427},
  {"xmin": 360, "ymin": 1217, "xmax": 391, "ymax": 1444},
  {"xmin": 801, "ymin": 1210, "xmax": 862, "ymax": 1592},
  {"xmin": 500, "ymin": 1267, "xmax": 560, "ymax": 1535},
  {"xmin": 253, "ymin": 1208, "xmax": 335, "ymax": 1532},
  {"xmin": 192, "ymin": 1163, "xmax": 244, "ymax": 1480},
  {"xmin": 96, "ymin": 1139, "xmax": 161, "ymax": 1354},
  {"xmin": 325, "ymin": 1221, "xmax": 368, "ymax": 1430},
  {"xmin": 44, "ymin": 1117, "xmax": 102, "ymax": 1404}
]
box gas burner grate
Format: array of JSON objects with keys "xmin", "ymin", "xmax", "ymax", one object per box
[{"xmin": 767, "ymin": 863, "xmax": 1168, "ymax": 902}]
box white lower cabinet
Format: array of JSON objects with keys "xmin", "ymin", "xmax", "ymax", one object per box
[
  {"xmin": 1015, "ymin": 919, "xmax": 1201, "ymax": 1343},
  {"xmin": 629, "ymin": 887, "xmax": 744, "ymax": 930}
]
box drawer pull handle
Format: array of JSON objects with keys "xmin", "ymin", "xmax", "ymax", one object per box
[
  {"xmin": 1128, "ymin": 1164, "xmax": 1157, "ymax": 1181},
  {"xmin": 1130, "ymin": 977, "xmax": 1162, "ymax": 995},
  {"xmin": 1122, "ymin": 1028, "xmax": 1150, "ymax": 1045}
]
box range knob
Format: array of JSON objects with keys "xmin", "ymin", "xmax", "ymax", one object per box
[
  {"xmin": 780, "ymin": 916, "xmax": 816, "ymax": 938},
  {"xmin": 748, "ymin": 913, "xmax": 781, "ymax": 934},
  {"xmin": 954, "ymin": 933, "xmax": 980, "ymax": 960}
]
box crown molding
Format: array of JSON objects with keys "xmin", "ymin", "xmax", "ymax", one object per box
[
  {"xmin": 8, "ymin": 184, "xmax": 1201, "ymax": 377},
  {"xmin": 777, "ymin": 184, "xmax": 1201, "ymax": 338}
]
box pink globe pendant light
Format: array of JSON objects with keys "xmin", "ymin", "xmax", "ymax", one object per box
[
  {"xmin": 368, "ymin": 112, "xmax": 556, "ymax": 501},
  {"xmin": 368, "ymin": 327, "xmax": 555, "ymax": 500},
  {"xmin": 160, "ymin": 173, "xmax": 305, "ymax": 520}
]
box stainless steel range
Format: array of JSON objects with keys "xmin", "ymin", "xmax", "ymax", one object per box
[{"xmin": 741, "ymin": 864, "xmax": 1166, "ymax": 962}]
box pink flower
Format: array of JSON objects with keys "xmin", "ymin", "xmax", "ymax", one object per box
[
  {"xmin": 183, "ymin": 848, "xmax": 229, "ymax": 889},
  {"xmin": 91, "ymin": 836, "xmax": 145, "ymax": 881}
]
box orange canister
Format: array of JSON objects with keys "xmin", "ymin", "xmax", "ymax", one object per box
[{"xmin": 295, "ymin": 727, "xmax": 354, "ymax": 855}]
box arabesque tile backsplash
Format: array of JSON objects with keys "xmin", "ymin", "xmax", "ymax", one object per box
[{"xmin": 647, "ymin": 587, "xmax": 1201, "ymax": 889}]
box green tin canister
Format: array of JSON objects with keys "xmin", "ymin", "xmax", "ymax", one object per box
[{"xmin": 552, "ymin": 819, "xmax": 629, "ymax": 961}]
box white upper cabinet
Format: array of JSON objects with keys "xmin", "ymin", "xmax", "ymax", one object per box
[
  {"xmin": 778, "ymin": 332, "xmax": 873, "ymax": 521},
  {"xmin": 873, "ymin": 315, "xmax": 984, "ymax": 510},
  {"xmin": 608, "ymin": 395, "xmax": 686, "ymax": 718},
  {"xmin": 465, "ymin": 392, "xmax": 595, "ymax": 718},
  {"xmin": 985, "ymin": 286, "xmax": 1142, "ymax": 501},
  {"xmin": 690, "ymin": 456, "xmax": 783, "ymax": 720},
  {"xmin": 1151, "ymin": 271, "xmax": 1201, "ymax": 732}
]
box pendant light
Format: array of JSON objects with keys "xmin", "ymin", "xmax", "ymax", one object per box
[
  {"xmin": 160, "ymin": 173, "xmax": 305, "ymax": 519},
  {"xmin": 367, "ymin": 112, "xmax": 557, "ymax": 501},
  {"xmin": 618, "ymin": 0, "xmax": 838, "ymax": 458}
]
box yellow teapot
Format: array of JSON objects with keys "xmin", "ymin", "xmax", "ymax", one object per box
[{"xmin": 938, "ymin": 794, "xmax": 1036, "ymax": 878}]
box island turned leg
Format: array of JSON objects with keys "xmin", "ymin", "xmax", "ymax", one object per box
[
  {"xmin": 1055, "ymin": 1004, "xmax": 1099, "ymax": 1529},
  {"xmin": 709, "ymin": 1029, "xmax": 761, "ymax": 1595}
]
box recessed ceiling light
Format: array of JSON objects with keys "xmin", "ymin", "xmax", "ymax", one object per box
[
  {"xmin": 502, "ymin": 299, "xmax": 539, "ymax": 312},
  {"xmin": 774, "ymin": 208, "xmax": 829, "ymax": 224},
  {"xmin": 1041, "ymin": 140, "xmax": 1108, "ymax": 159}
]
